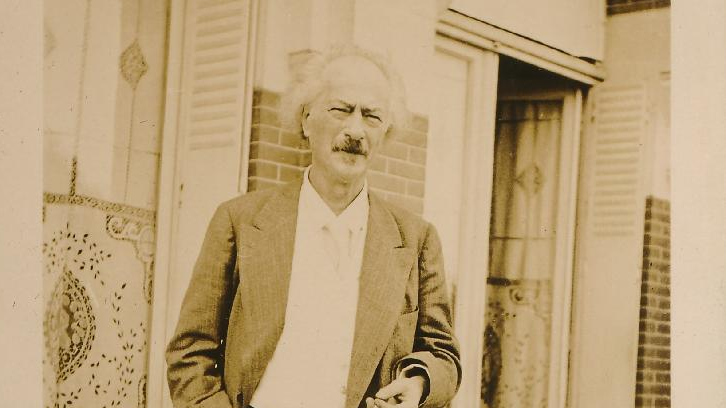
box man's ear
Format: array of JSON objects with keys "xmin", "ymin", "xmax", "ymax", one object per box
[
  {"xmin": 382, "ymin": 123, "xmax": 394, "ymax": 143},
  {"xmin": 301, "ymin": 106, "xmax": 311, "ymax": 138}
]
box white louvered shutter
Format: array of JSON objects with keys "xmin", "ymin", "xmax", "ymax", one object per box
[
  {"xmin": 179, "ymin": 0, "xmax": 254, "ymax": 188},
  {"xmin": 590, "ymin": 85, "xmax": 646, "ymax": 237},
  {"xmin": 164, "ymin": 0, "xmax": 256, "ymax": 387},
  {"xmin": 570, "ymin": 84, "xmax": 648, "ymax": 408}
]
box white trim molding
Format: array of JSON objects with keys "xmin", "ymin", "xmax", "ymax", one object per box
[
  {"xmin": 146, "ymin": 0, "xmax": 187, "ymax": 405},
  {"xmin": 438, "ymin": 9, "xmax": 605, "ymax": 85},
  {"xmin": 429, "ymin": 35, "xmax": 500, "ymax": 408}
]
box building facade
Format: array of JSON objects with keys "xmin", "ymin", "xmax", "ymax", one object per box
[{"xmin": 42, "ymin": 0, "xmax": 670, "ymax": 407}]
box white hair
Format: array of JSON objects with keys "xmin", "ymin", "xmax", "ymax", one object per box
[{"xmin": 279, "ymin": 45, "xmax": 410, "ymax": 140}]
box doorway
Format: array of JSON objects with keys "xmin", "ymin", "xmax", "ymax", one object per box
[{"xmin": 481, "ymin": 57, "xmax": 583, "ymax": 408}]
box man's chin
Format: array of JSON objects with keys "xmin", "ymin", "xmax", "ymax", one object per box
[{"xmin": 331, "ymin": 155, "xmax": 368, "ymax": 179}]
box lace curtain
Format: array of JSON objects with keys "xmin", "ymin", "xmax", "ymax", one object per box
[{"xmin": 481, "ymin": 100, "xmax": 563, "ymax": 408}]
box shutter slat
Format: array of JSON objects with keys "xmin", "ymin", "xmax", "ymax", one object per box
[
  {"xmin": 596, "ymin": 124, "xmax": 640, "ymax": 133},
  {"xmin": 595, "ymin": 178, "xmax": 638, "ymax": 187},
  {"xmin": 194, "ymin": 52, "xmax": 241, "ymax": 66},
  {"xmin": 191, "ymin": 95, "xmax": 238, "ymax": 108},
  {"xmin": 194, "ymin": 66, "xmax": 239, "ymax": 80},
  {"xmin": 191, "ymin": 111, "xmax": 237, "ymax": 122},
  {"xmin": 192, "ymin": 81, "xmax": 239, "ymax": 95},
  {"xmin": 594, "ymin": 166, "xmax": 639, "ymax": 177},
  {"xmin": 189, "ymin": 124, "xmax": 235, "ymax": 136},
  {"xmin": 198, "ymin": 0, "xmax": 239, "ymax": 9},
  {"xmin": 596, "ymin": 114, "xmax": 643, "ymax": 125},
  {"xmin": 188, "ymin": 136, "xmax": 236, "ymax": 150},
  {"xmin": 596, "ymin": 136, "xmax": 639, "ymax": 145},
  {"xmin": 197, "ymin": 23, "xmax": 243, "ymax": 37},
  {"xmin": 195, "ymin": 37, "xmax": 242, "ymax": 53},
  {"xmin": 197, "ymin": 8, "xmax": 244, "ymax": 24}
]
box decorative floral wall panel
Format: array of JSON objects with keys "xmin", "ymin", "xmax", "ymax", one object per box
[
  {"xmin": 43, "ymin": 0, "xmax": 168, "ymax": 406},
  {"xmin": 43, "ymin": 198, "xmax": 155, "ymax": 408}
]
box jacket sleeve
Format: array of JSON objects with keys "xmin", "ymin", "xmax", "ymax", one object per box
[
  {"xmin": 165, "ymin": 203, "xmax": 238, "ymax": 408},
  {"xmin": 403, "ymin": 222, "xmax": 462, "ymax": 408}
]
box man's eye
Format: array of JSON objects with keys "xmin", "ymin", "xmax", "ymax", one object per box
[
  {"xmin": 366, "ymin": 114, "xmax": 382, "ymax": 122},
  {"xmin": 329, "ymin": 107, "xmax": 349, "ymax": 113}
]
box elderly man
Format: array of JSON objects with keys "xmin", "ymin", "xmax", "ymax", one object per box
[{"xmin": 166, "ymin": 46, "xmax": 460, "ymax": 408}]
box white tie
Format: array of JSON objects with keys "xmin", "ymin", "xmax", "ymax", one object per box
[{"xmin": 325, "ymin": 221, "xmax": 351, "ymax": 273}]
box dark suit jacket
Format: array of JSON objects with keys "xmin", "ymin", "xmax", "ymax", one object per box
[{"xmin": 166, "ymin": 180, "xmax": 461, "ymax": 408}]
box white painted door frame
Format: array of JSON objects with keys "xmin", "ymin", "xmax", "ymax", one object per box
[
  {"xmin": 429, "ymin": 34, "xmax": 500, "ymax": 408},
  {"xmin": 146, "ymin": 1, "xmax": 259, "ymax": 407},
  {"xmin": 434, "ymin": 27, "xmax": 585, "ymax": 408}
]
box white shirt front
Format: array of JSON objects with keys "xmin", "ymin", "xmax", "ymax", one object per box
[{"xmin": 249, "ymin": 167, "xmax": 369, "ymax": 408}]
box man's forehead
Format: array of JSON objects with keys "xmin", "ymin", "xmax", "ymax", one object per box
[{"xmin": 322, "ymin": 55, "xmax": 389, "ymax": 89}]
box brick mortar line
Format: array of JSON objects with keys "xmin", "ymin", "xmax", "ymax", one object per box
[
  {"xmin": 641, "ymin": 275, "xmax": 670, "ymax": 282},
  {"xmin": 368, "ymin": 169, "xmax": 426, "ymax": 184},
  {"xmin": 251, "ymin": 123, "xmax": 283, "ymax": 129},
  {"xmin": 252, "ymin": 140, "xmax": 308, "ymax": 154},
  {"xmin": 248, "ymin": 176, "xmax": 284, "ymax": 184},
  {"xmin": 407, "ymin": 146, "xmax": 427, "ymax": 161},
  {"xmin": 637, "ymin": 393, "xmax": 671, "ymax": 398},
  {"xmin": 639, "ymin": 324, "xmax": 670, "ymax": 329},
  {"xmin": 638, "ymin": 320, "xmax": 671, "ymax": 327},
  {"xmin": 639, "ymin": 304, "xmax": 671, "ymax": 310},
  {"xmin": 253, "ymin": 105, "xmax": 279, "ymax": 113},
  {"xmin": 640, "ymin": 289, "xmax": 671, "ymax": 296},
  {"xmin": 384, "ymin": 155, "xmax": 426, "ymax": 168},
  {"xmin": 638, "ymin": 356, "xmax": 671, "ymax": 363},
  {"xmin": 640, "ymin": 296, "xmax": 671, "ymax": 303},
  {"xmin": 640, "ymin": 304, "xmax": 671, "ymax": 311},
  {"xmin": 250, "ymin": 158, "xmax": 306, "ymax": 171}
]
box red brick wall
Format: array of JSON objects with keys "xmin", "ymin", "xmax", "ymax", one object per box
[
  {"xmin": 635, "ymin": 196, "xmax": 671, "ymax": 408},
  {"xmin": 248, "ymin": 88, "xmax": 428, "ymax": 215},
  {"xmin": 607, "ymin": 0, "xmax": 670, "ymax": 15}
]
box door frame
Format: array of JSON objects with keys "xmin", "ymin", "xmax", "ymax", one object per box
[
  {"xmin": 146, "ymin": 0, "xmax": 259, "ymax": 406},
  {"xmin": 145, "ymin": 0, "xmax": 187, "ymax": 405},
  {"xmin": 433, "ymin": 27, "xmax": 585, "ymax": 406},
  {"xmin": 431, "ymin": 34, "xmax": 500, "ymax": 408},
  {"xmin": 436, "ymin": 9, "xmax": 596, "ymax": 406}
]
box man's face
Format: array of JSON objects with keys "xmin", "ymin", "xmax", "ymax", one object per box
[{"xmin": 302, "ymin": 56, "xmax": 392, "ymax": 184}]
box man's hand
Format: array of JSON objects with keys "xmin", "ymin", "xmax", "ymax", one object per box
[{"xmin": 364, "ymin": 375, "xmax": 426, "ymax": 408}]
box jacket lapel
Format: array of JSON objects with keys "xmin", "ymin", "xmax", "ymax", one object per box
[
  {"xmin": 345, "ymin": 193, "xmax": 415, "ymax": 408},
  {"xmin": 236, "ymin": 182, "xmax": 301, "ymax": 401}
]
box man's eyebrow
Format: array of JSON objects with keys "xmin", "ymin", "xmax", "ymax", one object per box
[
  {"xmin": 331, "ymin": 100, "xmax": 355, "ymax": 110},
  {"xmin": 361, "ymin": 106, "xmax": 382, "ymax": 115},
  {"xmin": 330, "ymin": 100, "xmax": 383, "ymax": 115}
]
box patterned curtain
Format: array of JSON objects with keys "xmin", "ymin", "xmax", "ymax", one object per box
[{"xmin": 481, "ymin": 100, "xmax": 563, "ymax": 408}]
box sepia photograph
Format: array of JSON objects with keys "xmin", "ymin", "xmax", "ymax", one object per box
[{"xmin": 8, "ymin": 0, "xmax": 724, "ymax": 407}]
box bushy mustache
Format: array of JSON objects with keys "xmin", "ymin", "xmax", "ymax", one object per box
[{"xmin": 332, "ymin": 137, "xmax": 368, "ymax": 156}]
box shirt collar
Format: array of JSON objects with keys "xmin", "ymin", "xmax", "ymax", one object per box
[{"xmin": 299, "ymin": 166, "xmax": 369, "ymax": 233}]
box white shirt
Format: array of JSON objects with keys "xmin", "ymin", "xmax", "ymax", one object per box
[{"xmin": 250, "ymin": 167, "xmax": 369, "ymax": 408}]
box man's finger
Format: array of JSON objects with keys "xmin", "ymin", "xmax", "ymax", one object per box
[
  {"xmin": 365, "ymin": 397, "xmax": 376, "ymax": 408},
  {"xmin": 375, "ymin": 378, "xmax": 407, "ymax": 400}
]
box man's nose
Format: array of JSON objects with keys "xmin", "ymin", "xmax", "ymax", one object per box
[{"xmin": 343, "ymin": 110, "xmax": 365, "ymax": 140}]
